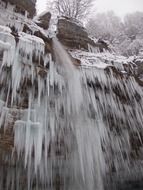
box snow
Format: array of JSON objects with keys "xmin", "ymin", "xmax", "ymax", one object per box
[
  {"xmin": 0, "ymin": 40, "xmax": 11, "ymax": 50},
  {"xmin": 95, "ymin": 52, "xmax": 130, "ymax": 65},
  {"xmin": 19, "ymin": 32, "xmax": 44, "ymax": 45},
  {"xmin": 69, "ymin": 49, "xmax": 136, "ymax": 72},
  {"xmin": 18, "ymin": 32, "xmax": 45, "ymax": 59},
  {"xmin": 121, "ymin": 70, "xmax": 127, "ymax": 74},
  {"xmin": 134, "ymin": 55, "xmax": 143, "ymax": 63},
  {"xmin": 60, "ymin": 16, "xmax": 84, "ymax": 27},
  {"xmin": 69, "ymin": 50, "xmax": 112, "ymax": 69},
  {"xmin": 0, "ymin": 25, "xmax": 11, "ymax": 33}
]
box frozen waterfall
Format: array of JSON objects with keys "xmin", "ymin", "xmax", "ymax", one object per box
[{"xmin": 0, "ymin": 23, "xmax": 143, "ymax": 190}]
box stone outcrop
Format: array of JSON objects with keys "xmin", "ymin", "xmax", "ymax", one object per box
[
  {"xmin": 57, "ymin": 17, "xmax": 96, "ymax": 50},
  {"xmin": 57, "ymin": 17, "xmax": 111, "ymax": 52},
  {"xmin": 35, "ymin": 12, "xmax": 51, "ymax": 30}
]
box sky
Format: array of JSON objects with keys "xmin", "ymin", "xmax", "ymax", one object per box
[
  {"xmin": 36, "ymin": 0, "xmax": 47, "ymax": 14},
  {"xmin": 95, "ymin": 0, "xmax": 143, "ymax": 18},
  {"xmin": 36, "ymin": 0, "xmax": 143, "ymax": 18}
]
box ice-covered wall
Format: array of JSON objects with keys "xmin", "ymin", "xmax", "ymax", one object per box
[
  {"xmin": 1, "ymin": 2, "xmax": 143, "ymax": 190},
  {"xmin": 0, "ymin": 23, "xmax": 143, "ymax": 190},
  {"xmin": 0, "ymin": 0, "xmax": 36, "ymax": 17}
]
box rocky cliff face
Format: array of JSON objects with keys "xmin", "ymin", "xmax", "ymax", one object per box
[
  {"xmin": 1, "ymin": 1, "xmax": 143, "ymax": 190},
  {"xmin": 35, "ymin": 12, "xmax": 51, "ymax": 29},
  {"xmin": 57, "ymin": 17, "xmax": 110, "ymax": 52},
  {"xmin": 56, "ymin": 17, "xmax": 112, "ymax": 54}
]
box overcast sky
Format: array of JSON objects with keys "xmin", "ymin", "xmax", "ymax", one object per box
[
  {"xmin": 36, "ymin": 0, "xmax": 143, "ymax": 18},
  {"xmin": 36, "ymin": 0, "xmax": 47, "ymax": 14}
]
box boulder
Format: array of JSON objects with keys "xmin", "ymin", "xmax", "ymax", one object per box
[
  {"xmin": 35, "ymin": 12, "xmax": 51, "ymax": 30},
  {"xmin": 57, "ymin": 17, "xmax": 96, "ymax": 50}
]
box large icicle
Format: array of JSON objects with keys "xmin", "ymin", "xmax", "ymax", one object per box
[{"xmin": 1, "ymin": 14, "xmax": 143, "ymax": 190}]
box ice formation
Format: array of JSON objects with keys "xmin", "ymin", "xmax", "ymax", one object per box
[{"xmin": 1, "ymin": 2, "xmax": 143, "ymax": 190}]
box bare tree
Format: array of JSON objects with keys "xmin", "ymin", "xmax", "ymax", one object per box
[
  {"xmin": 87, "ymin": 11, "xmax": 123, "ymax": 43},
  {"xmin": 53, "ymin": 0, "xmax": 94, "ymax": 20}
]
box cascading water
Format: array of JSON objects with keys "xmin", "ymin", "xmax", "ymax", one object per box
[{"xmin": 1, "ymin": 6, "xmax": 143, "ymax": 190}]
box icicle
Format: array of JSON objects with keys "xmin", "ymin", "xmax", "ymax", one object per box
[
  {"xmin": 0, "ymin": 25, "xmax": 15, "ymax": 68},
  {"xmin": 1, "ymin": 15, "xmax": 143, "ymax": 190}
]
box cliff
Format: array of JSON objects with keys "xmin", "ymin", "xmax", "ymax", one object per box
[
  {"xmin": 57, "ymin": 17, "xmax": 111, "ymax": 52},
  {"xmin": 1, "ymin": 1, "xmax": 143, "ymax": 190}
]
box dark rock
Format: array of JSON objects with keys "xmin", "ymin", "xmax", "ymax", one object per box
[
  {"xmin": 57, "ymin": 18, "xmax": 96, "ymax": 50},
  {"xmin": 10, "ymin": 26, "xmax": 19, "ymax": 44},
  {"xmin": 57, "ymin": 17, "xmax": 112, "ymax": 52},
  {"xmin": 97, "ymin": 39, "xmax": 111, "ymax": 52},
  {"xmin": 23, "ymin": 24, "xmax": 32, "ymax": 34},
  {"xmin": 115, "ymin": 180, "xmax": 143, "ymax": 190},
  {"xmin": 133, "ymin": 56, "xmax": 143, "ymax": 76},
  {"xmin": 36, "ymin": 66, "xmax": 48, "ymax": 78},
  {"xmin": 34, "ymin": 30, "xmax": 53, "ymax": 54},
  {"xmin": 70, "ymin": 56, "xmax": 81, "ymax": 66},
  {"xmin": 135, "ymin": 76, "xmax": 143, "ymax": 86},
  {"xmin": 36, "ymin": 12, "xmax": 51, "ymax": 30}
]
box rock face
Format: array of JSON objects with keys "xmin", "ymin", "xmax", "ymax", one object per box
[
  {"xmin": 1, "ymin": 0, "xmax": 36, "ymax": 17},
  {"xmin": 57, "ymin": 17, "xmax": 111, "ymax": 52},
  {"xmin": 133, "ymin": 55, "xmax": 143, "ymax": 76},
  {"xmin": 57, "ymin": 17, "xmax": 96, "ymax": 50},
  {"xmin": 35, "ymin": 12, "xmax": 51, "ymax": 30},
  {"xmin": 1, "ymin": 3, "xmax": 143, "ymax": 190}
]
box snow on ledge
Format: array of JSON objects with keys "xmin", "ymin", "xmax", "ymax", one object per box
[
  {"xmin": 0, "ymin": 25, "xmax": 11, "ymax": 33},
  {"xmin": 69, "ymin": 49, "xmax": 136, "ymax": 71},
  {"xmin": 19, "ymin": 32, "xmax": 45, "ymax": 45},
  {"xmin": 0, "ymin": 40, "xmax": 11, "ymax": 50},
  {"xmin": 18, "ymin": 32, "xmax": 45, "ymax": 58},
  {"xmin": 69, "ymin": 50, "xmax": 112, "ymax": 69}
]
